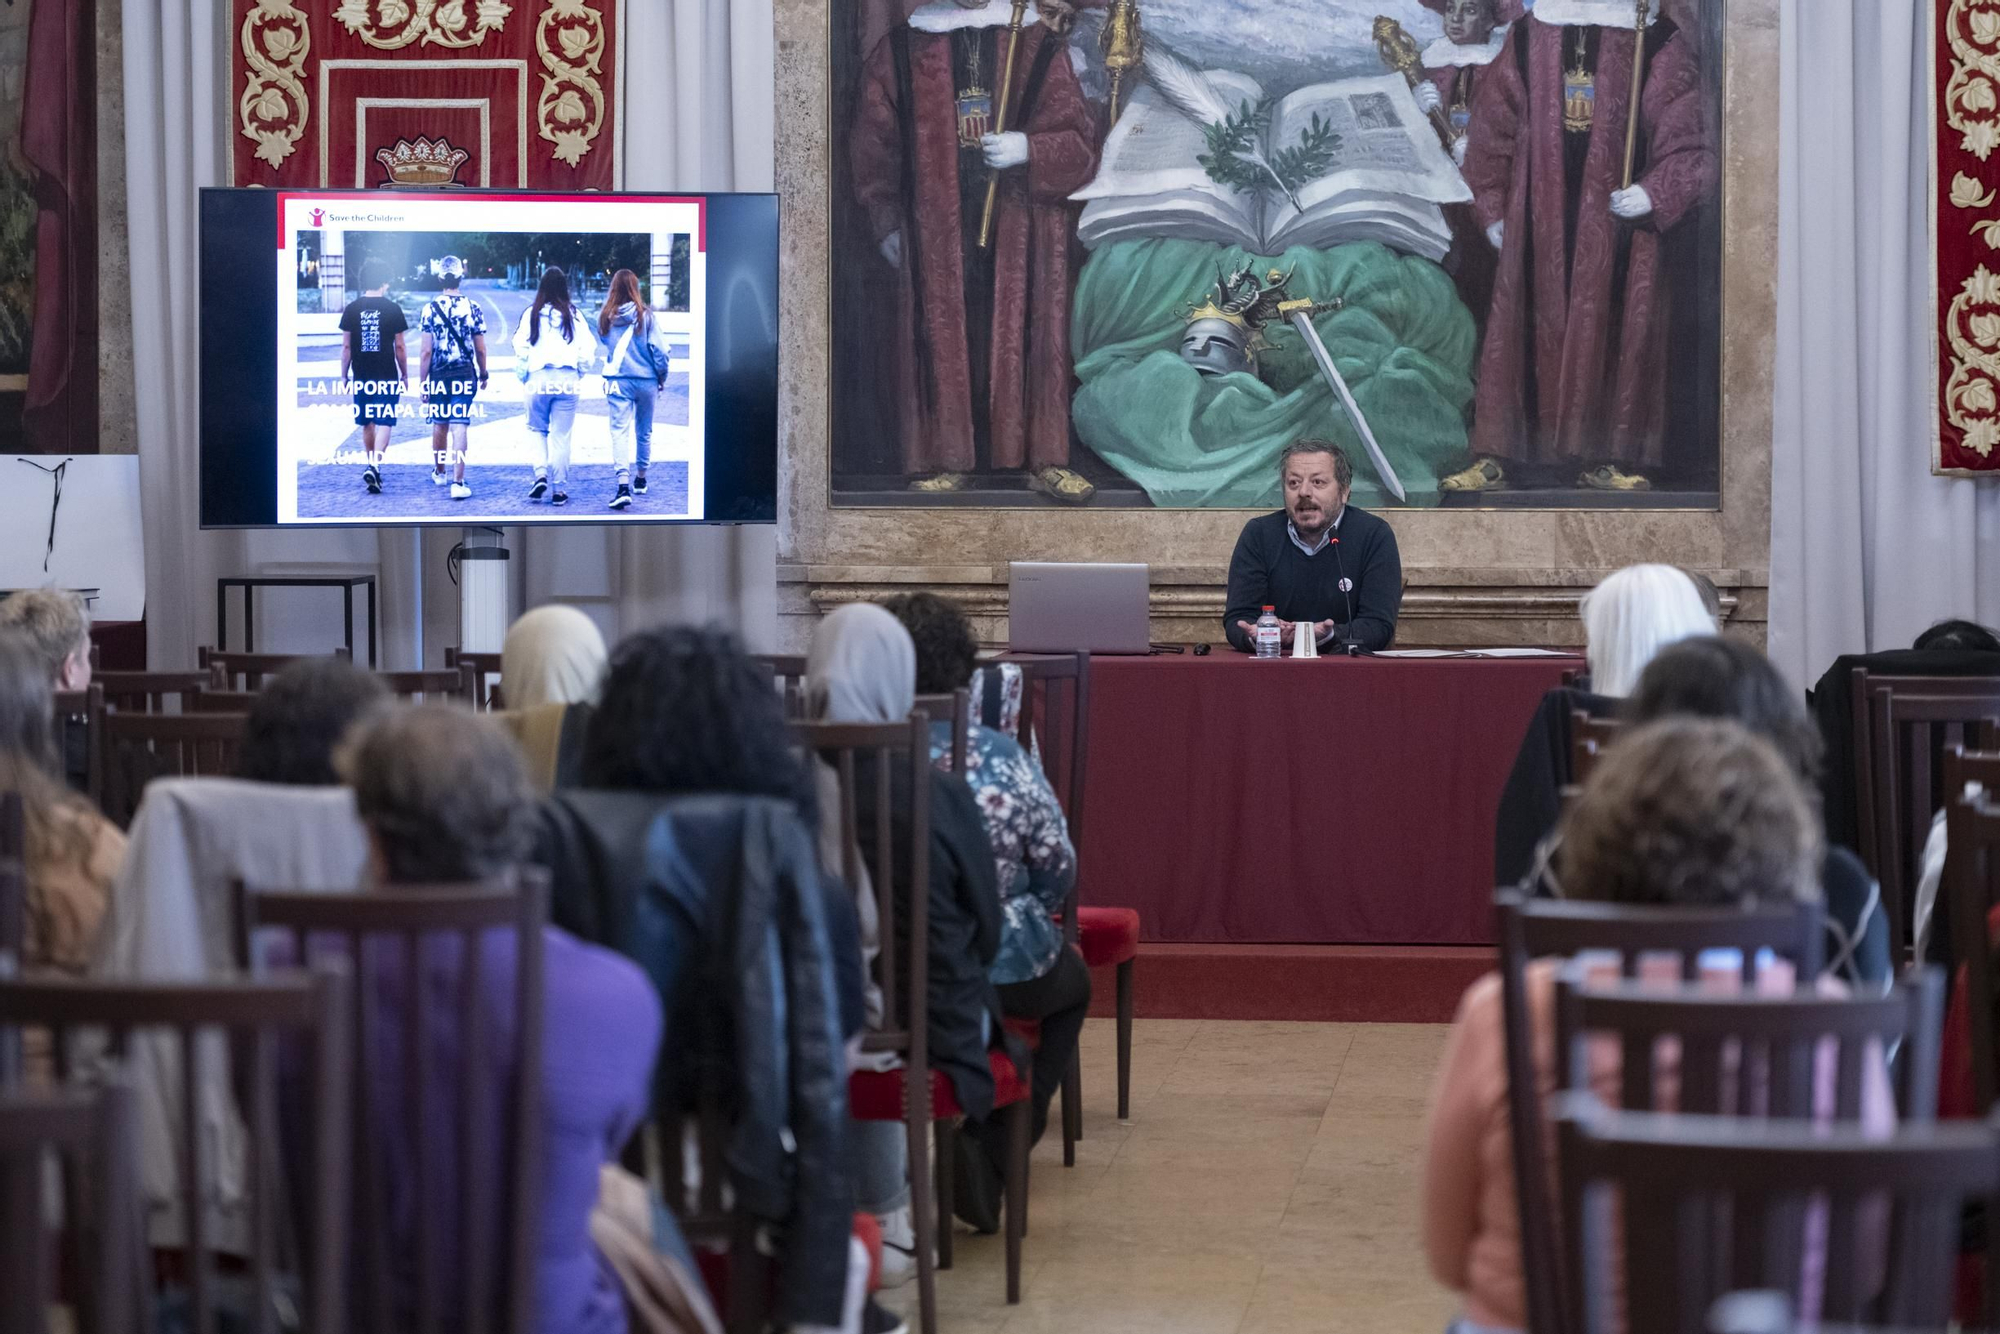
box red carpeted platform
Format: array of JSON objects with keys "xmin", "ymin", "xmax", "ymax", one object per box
[{"xmin": 1084, "ymin": 942, "xmax": 1492, "ymax": 1025}]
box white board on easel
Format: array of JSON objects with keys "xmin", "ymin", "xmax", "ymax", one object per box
[{"xmin": 0, "ymin": 456, "xmax": 146, "ymax": 623}]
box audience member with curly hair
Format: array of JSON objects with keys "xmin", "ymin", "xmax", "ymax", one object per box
[
  {"xmin": 1623, "ymin": 636, "xmax": 1890, "ymax": 986},
  {"xmin": 1422, "ymin": 718, "xmax": 1891, "ymax": 1334},
  {"xmin": 237, "ymin": 655, "xmax": 392, "ymax": 787}
]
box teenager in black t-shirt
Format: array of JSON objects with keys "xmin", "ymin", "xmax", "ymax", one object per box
[{"xmin": 339, "ymin": 259, "xmax": 409, "ymax": 494}]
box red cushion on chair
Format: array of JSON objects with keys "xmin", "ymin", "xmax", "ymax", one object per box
[
  {"xmin": 848, "ymin": 1048, "xmax": 1031, "ymax": 1121},
  {"xmin": 1003, "ymin": 1015, "xmax": 1042, "ymax": 1044},
  {"xmin": 1075, "ymin": 906, "xmax": 1141, "ymax": 967}
]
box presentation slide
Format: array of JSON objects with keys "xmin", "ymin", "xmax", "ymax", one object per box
[{"xmin": 272, "ymin": 192, "xmax": 708, "ymax": 523}]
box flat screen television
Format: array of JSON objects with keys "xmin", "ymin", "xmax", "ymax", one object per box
[{"xmin": 198, "ymin": 188, "xmax": 778, "ymax": 527}]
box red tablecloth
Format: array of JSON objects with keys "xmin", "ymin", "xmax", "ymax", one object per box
[{"xmin": 1075, "ymin": 655, "xmax": 1580, "ymax": 946}]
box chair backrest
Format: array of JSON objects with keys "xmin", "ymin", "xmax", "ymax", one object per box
[
  {"xmin": 442, "ymin": 649, "xmax": 503, "ymax": 708},
  {"xmin": 794, "ymin": 716, "xmax": 931, "ymax": 1065},
  {"xmin": 914, "ymin": 689, "xmax": 971, "ymax": 775},
  {"xmin": 1556, "ymin": 1097, "xmax": 2000, "ymax": 1334},
  {"xmin": 1495, "ymin": 892, "xmax": 1827, "ymax": 1334},
  {"xmin": 1007, "ymin": 653, "xmax": 1092, "ymax": 937},
  {"xmin": 198, "ymin": 646, "xmax": 353, "ymax": 692},
  {"xmin": 1553, "ymin": 966, "xmax": 1944, "ymax": 1122},
  {"xmin": 93, "ymin": 671, "xmax": 211, "ymax": 714},
  {"xmin": 0, "ymin": 1080, "xmax": 148, "ymax": 1334},
  {"xmin": 1946, "ymin": 784, "xmax": 2000, "ymax": 1121},
  {"xmin": 93, "ymin": 712, "xmax": 249, "ymax": 828},
  {"xmin": 0, "ymin": 970, "xmax": 351, "ymax": 1334},
  {"xmin": 235, "ymin": 873, "xmax": 548, "ymax": 1334},
  {"xmin": 1569, "ymin": 710, "xmax": 1621, "ymax": 788},
  {"xmin": 755, "ymin": 654, "xmax": 811, "ymax": 720},
  {"xmin": 1852, "ymin": 672, "xmax": 2000, "ymax": 951},
  {"xmin": 375, "ymin": 667, "xmax": 474, "ymax": 701}
]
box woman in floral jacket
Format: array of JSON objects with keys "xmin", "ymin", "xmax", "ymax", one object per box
[{"xmin": 883, "ymin": 594, "xmax": 1089, "ymax": 1174}]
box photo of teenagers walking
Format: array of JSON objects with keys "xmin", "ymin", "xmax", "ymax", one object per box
[{"xmin": 272, "ymin": 193, "xmax": 709, "ymax": 523}]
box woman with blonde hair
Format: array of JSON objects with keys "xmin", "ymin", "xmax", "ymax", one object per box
[{"xmin": 596, "ymin": 269, "xmax": 672, "ymax": 511}]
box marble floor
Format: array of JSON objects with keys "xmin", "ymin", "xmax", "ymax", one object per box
[{"xmin": 882, "ymin": 1017, "xmax": 1460, "ymax": 1334}]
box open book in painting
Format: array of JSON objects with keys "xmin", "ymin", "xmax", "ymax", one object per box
[{"xmin": 1070, "ymin": 66, "xmax": 1472, "ymax": 263}]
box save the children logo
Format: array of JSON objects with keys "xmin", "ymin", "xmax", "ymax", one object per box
[{"xmin": 309, "ymin": 207, "xmax": 325, "ymax": 227}]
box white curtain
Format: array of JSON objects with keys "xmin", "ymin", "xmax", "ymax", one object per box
[
  {"xmin": 1770, "ymin": 0, "xmax": 2000, "ymax": 687},
  {"xmin": 122, "ymin": 0, "xmax": 778, "ymax": 669}
]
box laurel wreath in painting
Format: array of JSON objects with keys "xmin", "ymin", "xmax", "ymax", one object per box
[
  {"xmin": 332, "ymin": 0, "xmax": 513, "ymax": 51},
  {"xmin": 537, "ymin": 0, "xmax": 608, "ymax": 167},
  {"xmin": 239, "ymin": 1, "xmax": 311, "ymax": 169}
]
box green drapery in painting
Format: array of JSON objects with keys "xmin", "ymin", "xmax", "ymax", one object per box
[{"xmin": 1071, "ymin": 238, "xmax": 1477, "ymax": 509}]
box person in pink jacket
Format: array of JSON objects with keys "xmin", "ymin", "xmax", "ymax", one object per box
[{"xmin": 1421, "ymin": 717, "xmax": 1894, "ymax": 1333}]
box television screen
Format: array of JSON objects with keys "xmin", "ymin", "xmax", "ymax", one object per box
[{"xmin": 197, "ymin": 188, "xmax": 778, "ymax": 527}]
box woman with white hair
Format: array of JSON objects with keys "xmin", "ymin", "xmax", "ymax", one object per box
[
  {"xmin": 1577, "ymin": 563, "xmax": 1716, "ymax": 697},
  {"xmin": 1493, "ymin": 564, "xmax": 1713, "ymax": 886}
]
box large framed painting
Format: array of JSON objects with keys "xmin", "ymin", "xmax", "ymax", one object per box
[{"xmin": 825, "ymin": 0, "xmax": 1725, "ymax": 510}]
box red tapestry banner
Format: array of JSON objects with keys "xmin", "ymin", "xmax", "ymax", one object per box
[
  {"xmin": 1933, "ymin": 0, "xmax": 2000, "ymax": 476},
  {"xmin": 230, "ymin": 0, "xmax": 624, "ymax": 192}
]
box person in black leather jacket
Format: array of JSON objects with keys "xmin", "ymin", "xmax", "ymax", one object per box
[{"xmin": 531, "ymin": 626, "xmax": 864, "ymax": 1330}]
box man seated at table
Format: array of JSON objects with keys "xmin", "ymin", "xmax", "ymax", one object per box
[{"xmin": 1223, "ymin": 439, "xmax": 1403, "ymax": 653}]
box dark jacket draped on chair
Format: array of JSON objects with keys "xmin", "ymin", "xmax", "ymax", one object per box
[{"xmin": 532, "ymin": 790, "xmax": 859, "ymax": 1330}]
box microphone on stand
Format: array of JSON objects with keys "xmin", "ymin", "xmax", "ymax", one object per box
[{"xmin": 1328, "ymin": 533, "xmax": 1363, "ymax": 657}]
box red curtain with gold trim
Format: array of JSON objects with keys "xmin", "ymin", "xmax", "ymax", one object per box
[
  {"xmin": 229, "ymin": 0, "xmax": 622, "ymax": 191},
  {"xmin": 1933, "ymin": 0, "xmax": 2000, "ymax": 476}
]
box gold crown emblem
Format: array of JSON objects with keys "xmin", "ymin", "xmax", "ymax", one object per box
[
  {"xmin": 1185, "ymin": 300, "xmax": 1250, "ymax": 328},
  {"xmin": 374, "ymin": 136, "xmax": 472, "ymax": 187}
]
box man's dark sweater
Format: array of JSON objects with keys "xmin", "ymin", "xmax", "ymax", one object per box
[{"xmin": 1223, "ymin": 507, "xmax": 1403, "ymax": 652}]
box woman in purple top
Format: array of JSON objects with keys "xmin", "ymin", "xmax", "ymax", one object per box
[{"xmin": 344, "ymin": 704, "xmax": 663, "ymax": 1334}]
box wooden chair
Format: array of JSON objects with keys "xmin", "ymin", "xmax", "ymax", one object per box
[
  {"xmin": 198, "ymin": 646, "xmax": 352, "ymax": 692},
  {"xmin": 443, "ymin": 648, "xmax": 503, "ymax": 708},
  {"xmin": 0, "ymin": 1080, "xmax": 148, "ymax": 1334},
  {"xmin": 186, "ymin": 689, "xmax": 257, "ymax": 713},
  {"xmin": 93, "ymin": 670, "xmax": 212, "ymax": 714},
  {"xmin": 1495, "ymin": 893, "xmax": 1827, "ymax": 1334},
  {"xmin": 92, "ymin": 712, "xmax": 248, "ymax": 828},
  {"xmin": 1555, "ymin": 1096, "xmax": 2000, "ymax": 1334},
  {"xmin": 1569, "ymin": 710, "xmax": 1622, "ymax": 787},
  {"xmin": 1014, "ymin": 652, "xmax": 1128, "ymax": 1149},
  {"xmin": 1851, "ymin": 672, "xmax": 2000, "ymax": 952},
  {"xmin": 800, "ymin": 713, "xmax": 1031, "ymax": 1334},
  {"xmin": 376, "ymin": 667, "xmax": 474, "ymax": 701},
  {"xmin": 234, "ymin": 874, "xmax": 547, "ymax": 1334},
  {"xmin": 1554, "ymin": 965, "xmax": 1945, "ymax": 1122},
  {"xmin": 0, "ymin": 970, "xmax": 351, "ymax": 1334},
  {"xmin": 914, "ymin": 689, "xmax": 971, "ymax": 776},
  {"xmin": 755, "ymin": 654, "xmax": 810, "ymax": 719}
]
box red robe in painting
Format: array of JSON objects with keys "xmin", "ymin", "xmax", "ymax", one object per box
[
  {"xmin": 1460, "ymin": 15, "xmax": 1717, "ymax": 470},
  {"xmin": 850, "ymin": 23, "xmax": 1098, "ymax": 475}
]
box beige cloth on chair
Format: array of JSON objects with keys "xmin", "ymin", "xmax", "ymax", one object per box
[
  {"xmin": 90, "ymin": 778, "xmax": 370, "ymax": 1250},
  {"xmin": 501, "ymin": 702, "xmax": 573, "ymax": 793},
  {"xmin": 590, "ymin": 1165, "xmax": 725, "ymax": 1334}
]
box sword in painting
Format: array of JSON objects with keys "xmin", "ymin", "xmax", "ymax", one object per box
[{"xmin": 1277, "ymin": 297, "xmax": 1407, "ymax": 503}]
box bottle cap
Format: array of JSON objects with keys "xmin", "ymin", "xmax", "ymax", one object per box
[{"xmin": 1262, "ymin": 605, "xmax": 1274, "ymax": 611}]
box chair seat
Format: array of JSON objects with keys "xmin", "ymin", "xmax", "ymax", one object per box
[
  {"xmin": 1003, "ymin": 1015, "xmax": 1042, "ymax": 1044},
  {"xmin": 1074, "ymin": 907, "xmax": 1140, "ymax": 968},
  {"xmin": 849, "ymin": 1048, "xmax": 1030, "ymax": 1121}
]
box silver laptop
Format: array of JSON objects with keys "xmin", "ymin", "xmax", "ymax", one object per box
[{"xmin": 1007, "ymin": 562, "xmax": 1151, "ymax": 655}]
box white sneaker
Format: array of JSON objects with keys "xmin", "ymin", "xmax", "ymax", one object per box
[
  {"xmin": 449, "ymin": 482, "xmax": 472, "ymax": 501},
  {"xmin": 431, "ymin": 469, "xmax": 449, "ymax": 487},
  {"xmin": 876, "ymin": 1205, "xmax": 921, "ymax": 1289}
]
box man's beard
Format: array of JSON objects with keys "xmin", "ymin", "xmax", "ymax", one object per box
[{"xmin": 1290, "ymin": 504, "xmax": 1328, "ymax": 536}]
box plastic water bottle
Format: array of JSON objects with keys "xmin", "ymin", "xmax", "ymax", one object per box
[{"xmin": 1254, "ymin": 606, "xmax": 1282, "ymax": 659}]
